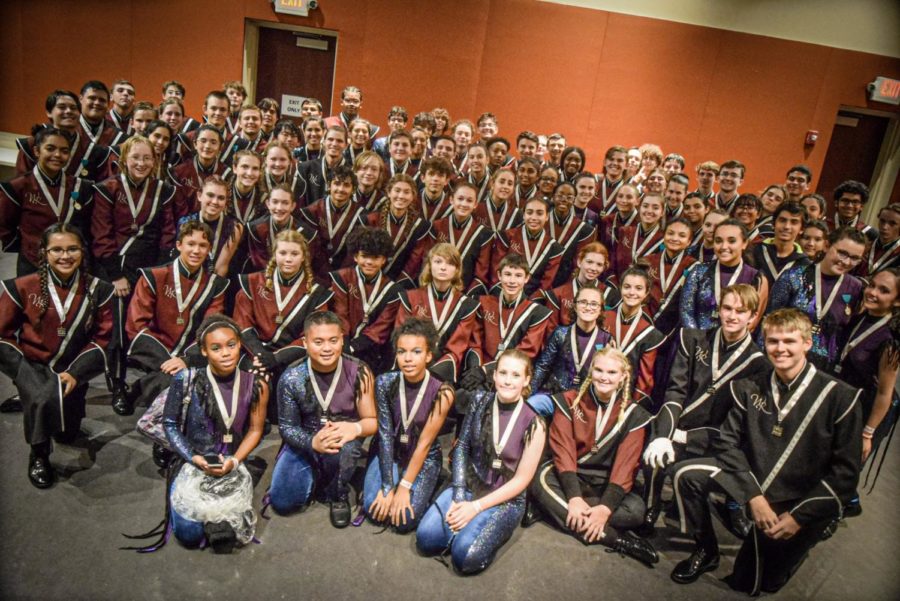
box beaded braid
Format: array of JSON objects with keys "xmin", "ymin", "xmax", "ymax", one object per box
[
  {"xmin": 380, "ymin": 178, "xmax": 420, "ymax": 248},
  {"xmin": 36, "ymin": 255, "xmax": 50, "ymax": 323}
]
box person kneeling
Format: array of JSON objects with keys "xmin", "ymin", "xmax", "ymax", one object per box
[
  {"xmin": 364, "ymin": 318, "xmax": 454, "ymax": 532},
  {"xmin": 269, "ymin": 311, "xmax": 377, "ymax": 527},
  {"xmin": 163, "ymin": 315, "xmax": 269, "ymax": 551},
  {"xmin": 530, "ymin": 348, "xmax": 658, "ymax": 566},
  {"xmin": 416, "ymin": 350, "xmax": 545, "ymax": 575}
]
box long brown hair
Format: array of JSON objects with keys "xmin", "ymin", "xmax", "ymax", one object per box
[
  {"xmin": 380, "ymin": 173, "xmax": 420, "ymax": 248},
  {"xmin": 420, "ymin": 243, "xmax": 464, "ymax": 292}
]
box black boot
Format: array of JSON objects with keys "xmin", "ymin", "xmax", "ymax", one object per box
[
  {"xmin": 636, "ymin": 501, "xmax": 662, "ymax": 538},
  {"xmin": 330, "ymin": 496, "xmax": 351, "ymax": 528},
  {"xmin": 0, "ymin": 394, "xmax": 22, "ymax": 413},
  {"xmin": 714, "ymin": 499, "xmax": 752, "ymax": 539},
  {"xmin": 671, "ymin": 544, "xmax": 720, "ymax": 584},
  {"xmin": 521, "ymin": 499, "xmax": 543, "ymax": 528},
  {"xmin": 607, "ymin": 531, "xmax": 659, "ymax": 567},
  {"xmin": 28, "ymin": 449, "xmax": 55, "ymax": 489},
  {"xmin": 111, "ymin": 381, "xmax": 134, "ymax": 416}
]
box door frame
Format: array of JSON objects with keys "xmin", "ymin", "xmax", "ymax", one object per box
[
  {"xmin": 242, "ymin": 19, "xmax": 339, "ymax": 108},
  {"xmin": 832, "ymin": 105, "xmax": 899, "ymax": 221}
]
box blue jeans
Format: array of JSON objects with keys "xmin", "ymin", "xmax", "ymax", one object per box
[
  {"xmin": 361, "ymin": 452, "xmax": 441, "ymax": 533},
  {"xmin": 269, "ymin": 440, "xmax": 361, "ymax": 515},
  {"xmin": 169, "ymin": 479, "xmax": 204, "ymax": 548},
  {"xmin": 415, "ymin": 487, "xmax": 525, "ymax": 574},
  {"xmin": 526, "ymin": 393, "xmax": 555, "ymax": 418}
]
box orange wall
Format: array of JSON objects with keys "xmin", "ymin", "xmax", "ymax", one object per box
[{"xmin": 1, "ymin": 0, "xmax": 899, "ymax": 193}]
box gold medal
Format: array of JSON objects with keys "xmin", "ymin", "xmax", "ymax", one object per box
[
  {"xmin": 772, "ymin": 424, "xmax": 783, "ymax": 437},
  {"xmin": 223, "ymin": 433, "xmax": 233, "ymax": 443},
  {"xmin": 399, "ymin": 433, "xmax": 409, "ymax": 445},
  {"xmin": 844, "ymin": 304, "xmax": 852, "ymax": 317},
  {"xmin": 57, "ymin": 327, "xmax": 67, "ymax": 337},
  {"xmin": 492, "ymin": 458, "xmax": 502, "ymax": 470},
  {"xmin": 176, "ymin": 315, "xmax": 185, "ymax": 325},
  {"xmin": 275, "ymin": 314, "xmax": 284, "ymax": 324},
  {"xmin": 81, "ymin": 169, "xmax": 88, "ymax": 177}
]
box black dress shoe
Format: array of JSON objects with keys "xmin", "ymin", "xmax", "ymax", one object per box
[
  {"xmin": 0, "ymin": 395, "xmax": 22, "ymax": 413},
  {"xmin": 152, "ymin": 443, "xmax": 173, "ymax": 469},
  {"xmin": 727, "ymin": 505, "xmax": 753, "ymax": 539},
  {"xmin": 636, "ymin": 503, "xmax": 662, "ymax": 538},
  {"xmin": 608, "ymin": 531, "xmax": 659, "ymax": 567},
  {"xmin": 330, "ymin": 497, "xmax": 351, "ymax": 528},
  {"xmin": 520, "ymin": 501, "xmax": 543, "ymax": 528},
  {"xmin": 671, "ymin": 545, "xmax": 719, "ymax": 584},
  {"xmin": 52, "ymin": 429, "xmax": 81, "ymax": 444},
  {"xmin": 111, "ymin": 384, "xmax": 134, "ymax": 416},
  {"xmin": 28, "ymin": 454, "xmax": 55, "ymax": 489},
  {"xmin": 843, "ymin": 500, "xmax": 862, "ymax": 518}
]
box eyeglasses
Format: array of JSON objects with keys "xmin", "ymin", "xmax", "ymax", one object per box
[
  {"xmin": 838, "ymin": 197, "xmax": 863, "ymax": 206},
  {"xmin": 575, "ymin": 300, "xmax": 602, "ymax": 309},
  {"xmin": 46, "ymin": 246, "xmax": 83, "ymax": 257},
  {"xmin": 786, "ymin": 176, "xmax": 808, "ymax": 183},
  {"xmin": 539, "ymin": 176, "xmax": 558, "ymax": 182},
  {"xmin": 834, "ymin": 248, "xmax": 863, "ymax": 264},
  {"xmin": 554, "ymin": 194, "xmax": 576, "ymax": 201}
]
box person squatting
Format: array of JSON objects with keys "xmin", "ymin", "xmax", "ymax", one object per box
[{"xmin": 1, "ymin": 78, "xmax": 899, "ymax": 591}]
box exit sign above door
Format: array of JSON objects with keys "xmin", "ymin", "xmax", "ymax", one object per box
[
  {"xmin": 273, "ymin": 0, "xmax": 310, "ymax": 17},
  {"xmin": 868, "ymin": 77, "xmax": 900, "ymax": 106}
]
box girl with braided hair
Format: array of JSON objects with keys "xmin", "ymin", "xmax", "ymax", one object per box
[
  {"xmin": 529, "ymin": 347, "xmax": 658, "ymax": 566},
  {"xmin": 233, "ymin": 229, "xmax": 332, "ymax": 382},
  {"xmin": 364, "ymin": 318, "xmax": 455, "ymax": 532},
  {"xmin": 416, "ymin": 350, "xmax": 545, "ymax": 574},
  {"xmin": 365, "ymin": 173, "xmax": 431, "ymax": 290},
  {"xmin": 0, "ymin": 223, "xmax": 114, "ymax": 488},
  {"xmin": 159, "ymin": 314, "xmax": 269, "ymax": 550}
]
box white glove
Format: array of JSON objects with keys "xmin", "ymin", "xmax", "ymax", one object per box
[
  {"xmin": 643, "ymin": 438, "xmax": 675, "ymax": 469},
  {"xmin": 672, "ymin": 428, "xmax": 688, "ymax": 445}
]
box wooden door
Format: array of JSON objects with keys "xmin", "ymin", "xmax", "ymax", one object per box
[
  {"xmin": 817, "ymin": 110, "xmax": 890, "ymax": 211},
  {"xmin": 255, "ymin": 27, "xmax": 336, "ymax": 124}
]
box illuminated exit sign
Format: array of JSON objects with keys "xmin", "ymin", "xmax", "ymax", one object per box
[
  {"xmin": 868, "ymin": 76, "xmax": 900, "ymax": 106},
  {"xmin": 273, "ymin": 0, "xmax": 310, "ymax": 17}
]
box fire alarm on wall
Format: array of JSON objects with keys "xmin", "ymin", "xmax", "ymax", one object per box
[{"xmin": 805, "ymin": 130, "xmax": 819, "ymax": 146}]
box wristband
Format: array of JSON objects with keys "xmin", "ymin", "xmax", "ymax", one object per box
[
  {"xmin": 862, "ymin": 431, "xmax": 874, "ymax": 440},
  {"xmin": 399, "ymin": 479, "xmax": 413, "ymax": 490},
  {"xmin": 863, "ymin": 425, "xmax": 876, "ymax": 435},
  {"xmin": 228, "ymin": 457, "xmax": 240, "ymax": 469},
  {"xmin": 354, "ymin": 422, "xmax": 363, "ymax": 436},
  {"xmin": 472, "ymin": 500, "xmax": 483, "ymax": 513}
]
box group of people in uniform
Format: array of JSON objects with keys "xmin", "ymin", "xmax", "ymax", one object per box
[{"xmin": 1, "ymin": 77, "xmax": 898, "ymax": 594}]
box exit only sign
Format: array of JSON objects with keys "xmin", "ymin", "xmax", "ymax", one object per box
[
  {"xmin": 273, "ymin": 0, "xmax": 310, "ymax": 17},
  {"xmin": 869, "ymin": 76, "xmax": 900, "ymax": 106}
]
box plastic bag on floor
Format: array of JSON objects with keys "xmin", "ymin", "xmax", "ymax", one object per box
[{"xmin": 170, "ymin": 462, "xmax": 257, "ymax": 545}]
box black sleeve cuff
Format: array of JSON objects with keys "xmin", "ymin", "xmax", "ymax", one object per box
[
  {"xmin": 559, "ymin": 471, "xmax": 582, "ymax": 501},
  {"xmin": 599, "ymin": 483, "xmax": 626, "ymax": 511}
]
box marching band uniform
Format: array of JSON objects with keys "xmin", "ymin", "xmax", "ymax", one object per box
[
  {"xmin": 546, "ymin": 209, "xmax": 597, "ymax": 285},
  {"xmin": 531, "ymin": 324, "xmax": 612, "ymax": 395},
  {"xmin": 672, "ymin": 363, "xmax": 861, "ymax": 595},
  {"xmin": 536, "ymin": 278, "xmax": 620, "ymax": 333},
  {"xmin": 613, "ymin": 223, "xmax": 664, "ymax": 276},
  {"xmin": 491, "ymin": 227, "xmax": 564, "ymax": 297},
  {"xmin": 427, "ymin": 214, "xmax": 494, "ymax": 297},
  {"xmin": 299, "ymin": 196, "xmax": 367, "ymax": 281},
  {"xmin": 750, "ymin": 242, "xmax": 809, "ymax": 287},
  {"xmin": 602, "ymin": 307, "xmax": 664, "ymax": 398},
  {"xmin": 473, "ymin": 195, "xmax": 522, "ymax": 234},
  {"xmin": 467, "ymin": 292, "xmax": 552, "ymax": 371},
  {"xmin": 0, "ymin": 168, "xmax": 94, "ymax": 275},
  {"xmin": 395, "ymin": 285, "xmax": 478, "ymax": 383},
  {"xmin": 365, "ymin": 211, "xmax": 431, "ymax": 290},
  {"xmin": 245, "ymin": 214, "xmax": 297, "ymax": 273},
  {"xmin": 681, "ymin": 260, "xmax": 762, "ymax": 330}
]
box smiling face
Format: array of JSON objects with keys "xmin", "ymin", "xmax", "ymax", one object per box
[
  {"xmin": 620, "ymin": 274, "xmax": 649, "ymax": 310},
  {"xmin": 492, "ymin": 354, "xmax": 530, "ymax": 403},
  {"xmin": 204, "ymin": 96, "xmax": 230, "ymax": 128},
  {"xmin": 784, "ymin": 170, "xmax": 810, "ymax": 198},
  {"xmin": 202, "ymin": 326, "xmax": 241, "ymax": 376},
  {"xmin": 124, "ymin": 140, "xmax": 155, "ymax": 183},
  {"xmin": 303, "ymin": 121, "xmax": 324, "ymax": 148},
  {"xmin": 664, "ymin": 221, "xmax": 692, "ymax": 254},
  {"xmin": 863, "ymin": 271, "xmax": 900, "ymax": 316},
  {"xmin": 764, "ymin": 326, "xmax": 812, "ymax": 377},
  {"xmin": 516, "ymin": 161, "xmax": 539, "ymax": 187},
  {"xmin": 47, "ymin": 95, "xmax": 80, "ymax": 130},
  {"xmin": 615, "ymin": 185, "xmax": 638, "ymax": 214},
  {"xmin": 801, "ymin": 197, "xmax": 822, "ymax": 221},
  {"xmin": 773, "ymin": 211, "xmax": 803, "ymax": 243},
  {"xmin": 176, "ymin": 230, "xmax": 212, "ymax": 271},
  {"xmin": 161, "ymin": 103, "xmax": 184, "ymax": 130},
  {"xmin": 198, "ymin": 182, "xmax": 228, "ymax": 220},
  {"xmin": 36, "ymin": 134, "xmax": 71, "ymax": 176},
  {"xmin": 411, "ymin": 130, "xmax": 429, "ymax": 159},
  {"xmin": 821, "ymin": 236, "xmax": 866, "ymax": 276},
  {"xmin": 433, "ymin": 139, "xmax": 455, "ymax": 160},
  {"xmin": 517, "ymin": 138, "xmax": 537, "ymax": 158},
  {"xmin": 234, "ymin": 155, "xmax": 261, "ymax": 190},
  {"xmin": 574, "ymin": 177, "xmax": 595, "ymax": 207},
  {"xmin": 329, "ymin": 177, "xmax": 354, "ymax": 205},
  {"xmin": 626, "ymin": 149, "xmax": 641, "ymax": 173},
  {"xmin": 552, "ymin": 184, "xmax": 576, "ymax": 216},
  {"xmin": 355, "ymin": 157, "xmax": 382, "ymax": 190},
  {"xmin": 590, "ymin": 354, "xmax": 627, "ymax": 399},
  {"xmin": 563, "ymin": 152, "xmax": 582, "ymax": 176},
  {"xmin": 683, "ymin": 197, "xmax": 709, "ymax": 226},
  {"xmin": 240, "ymin": 109, "xmax": 262, "ymax": 137},
  {"xmin": 800, "ymin": 226, "xmax": 827, "ymax": 260},
  {"xmin": 702, "ymin": 213, "xmax": 727, "ymax": 245},
  {"xmin": 523, "ymin": 199, "xmax": 549, "ymax": 233},
  {"xmin": 718, "ymin": 167, "xmax": 743, "ymax": 194},
  {"xmin": 733, "ymin": 201, "xmax": 759, "ymax": 228},
  {"xmin": 395, "ymin": 334, "xmax": 432, "ymax": 381},
  {"xmin": 451, "ymin": 186, "xmax": 477, "ymax": 220},
  {"xmin": 491, "ymin": 170, "xmax": 515, "ymax": 202},
  {"xmin": 639, "ymin": 196, "xmax": 664, "ymax": 228},
  {"xmin": 478, "ymin": 118, "xmax": 498, "ymax": 138},
  {"xmin": 498, "ymin": 265, "xmax": 528, "ymax": 300},
  {"xmin": 719, "ymin": 291, "xmax": 754, "ymax": 339},
  {"xmin": 388, "ymin": 181, "xmax": 415, "ymax": 214},
  {"xmin": 350, "ymin": 122, "xmax": 369, "ymax": 147},
  {"xmin": 644, "ymin": 171, "xmax": 666, "ymax": 195},
  {"xmin": 713, "ymin": 224, "xmax": 748, "ymax": 266},
  {"xmin": 604, "ymin": 151, "xmax": 626, "ymax": 180},
  {"xmin": 453, "ymin": 124, "xmax": 473, "ymax": 152},
  {"xmin": 355, "ymin": 251, "xmax": 387, "ymax": 278},
  {"xmin": 265, "ymin": 147, "xmax": 291, "ymax": 177},
  {"xmin": 389, "ymin": 136, "xmax": 411, "ymax": 162},
  {"xmin": 266, "ymin": 189, "xmax": 295, "ymax": 224},
  {"xmin": 324, "ymin": 129, "xmax": 348, "ymax": 159},
  {"xmin": 306, "ymin": 322, "xmax": 344, "ymax": 370},
  {"xmin": 574, "ymin": 287, "xmax": 603, "ymax": 324},
  {"xmin": 80, "ymin": 87, "xmax": 109, "ymax": 121},
  {"xmin": 44, "ymin": 232, "xmax": 83, "ymax": 280},
  {"xmin": 577, "ymin": 251, "xmax": 607, "ymax": 283}
]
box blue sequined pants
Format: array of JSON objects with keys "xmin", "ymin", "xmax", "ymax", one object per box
[
  {"xmin": 361, "ymin": 452, "xmax": 441, "ymax": 533},
  {"xmin": 269, "ymin": 440, "xmax": 361, "ymax": 515},
  {"xmin": 416, "ymin": 487, "xmax": 525, "ymax": 574}
]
